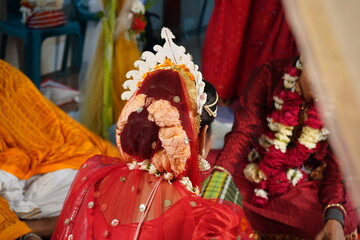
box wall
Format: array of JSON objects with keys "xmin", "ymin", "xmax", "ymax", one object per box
[
  {"xmin": 4, "ymin": 36, "xmax": 67, "ymax": 75},
  {"xmin": 148, "ymin": 0, "xmax": 214, "ymax": 36}
]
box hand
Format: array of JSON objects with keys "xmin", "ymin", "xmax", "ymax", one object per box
[
  {"xmin": 28, "ymin": 234, "xmax": 42, "ymax": 240},
  {"xmin": 25, "ymin": 216, "xmax": 58, "ymax": 238},
  {"xmin": 19, "ymin": 232, "xmax": 42, "ymax": 240},
  {"xmin": 315, "ymin": 219, "xmax": 345, "ymax": 240}
]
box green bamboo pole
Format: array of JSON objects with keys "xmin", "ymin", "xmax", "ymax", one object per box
[{"xmin": 101, "ymin": 0, "xmax": 116, "ymax": 139}]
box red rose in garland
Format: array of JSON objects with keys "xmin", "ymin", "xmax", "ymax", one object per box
[
  {"xmin": 128, "ymin": 0, "xmax": 148, "ymax": 43},
  {"xmin": 267, "ymin": 171, "xmax": 291, "ymax": 197},
  {"xmin": 131, "ymin": 13, "xmax": 147, "ymax": 34}
]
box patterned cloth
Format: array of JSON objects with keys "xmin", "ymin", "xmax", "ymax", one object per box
[
  {"xmin": 202, "ymin": 171, "xmax": 242, "ymax": 207},
  {"xmin": 26, "ymin": 10, "xmax": 66, "ymax": 29}
]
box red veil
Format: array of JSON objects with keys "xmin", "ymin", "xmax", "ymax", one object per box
[{"xmin": 52, "ymin": 28, "xmax": 253, "ymax": 240}]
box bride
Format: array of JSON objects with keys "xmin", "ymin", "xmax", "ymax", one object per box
[{"xmin": 52, "ymin": 28, "xmax": 254, "ymax": 239}]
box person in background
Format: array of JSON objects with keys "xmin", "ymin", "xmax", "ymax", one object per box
[
  {"xmin": 202, "ymin": 0, "xmax": 298, "ymax": 104},
  {"xmin": 52, "ymin": 28, "xmax": 254, "ymax": 240},
  {"xmin": 205, "ymin": 56, "xmax": 359, "ymax": 239},
  {"xmin": 0, "ymin": 60, "xmax": 119, "ymax": 239},
  {"xmin": 79, "ymin": 0, "xmax": 145, "ymax": 139}
]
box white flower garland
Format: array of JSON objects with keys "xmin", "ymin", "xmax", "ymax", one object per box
[
  {"xmin": 286, "ymin": 168, "xmax": 303, "ymax": 186},
  {"xmin": 244, "ymin": 59, "xmax": 331, "ymax": 205},
  {"xmin": 254, "ymin": 188, "xmax": 268, "ymax": 199},
  {"xmin": 127, "ymin": 160, "xmax": 200, "ymax": 195}
]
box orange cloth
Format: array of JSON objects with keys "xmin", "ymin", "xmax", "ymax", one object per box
[
  {"xmin": 0, "ymin": 60, "xmax": 120, "ymax": 180},
  {"xmin": 0, "ymin": 196, "xmax": 31, "ymax": 240}
]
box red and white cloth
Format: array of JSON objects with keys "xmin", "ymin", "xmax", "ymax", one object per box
[
  {"xmin": 26, "ymin": 10, "xmax": 66, "ymax": 29},
  {"xmin": 20, "ymin": 0, "xmax": 66, "ymax": 29}
]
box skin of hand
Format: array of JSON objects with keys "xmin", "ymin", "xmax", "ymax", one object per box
[
  {"xmin": 25, "ymin": 216, "xmax": 58, "ymax": 238},
  {"xmin": 315, "ymin": 219, "xmax": 345, "ymax": 240},
  {"xmin": 28, "ymin": 235, "xmax": 42, "ymax": 240},
  {"xmin": 18, "ymin": 232, "xmax": 42, "ymax": 240}
]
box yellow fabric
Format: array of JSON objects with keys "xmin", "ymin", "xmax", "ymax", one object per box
[
  {"xmin": 0, "ymin": 60, "xmax": 120, "ymax": 180},
  {"xmin": 112, "ymin": 36, "xmax": 140, "ymax": 121},
  {"xmin": 0, "ymin": 196, "xmax": 31, "ymax": 240},
  {"xmin": 112, "ymin": 0, "xmax": 140, "ymax": 121},
  {"xmin": 78, "ymin": 32, "xmax": 105, "ymax": 135}
]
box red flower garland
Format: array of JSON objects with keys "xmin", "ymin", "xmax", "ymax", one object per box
[{"xmin": 243, "ymin": 60, "xmax": 330, "ymax": 207}]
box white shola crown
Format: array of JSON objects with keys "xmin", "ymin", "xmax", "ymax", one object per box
[{"xmin": 122, "ymin": 27, "xmax": 206, "ymax": 114}]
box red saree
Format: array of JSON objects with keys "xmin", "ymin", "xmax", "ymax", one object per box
[
  {"xmin": 53, "ymin": 28, "xmax": 255, "ymax": 240},
  {"xmin": 52, "ymin": 156, "xmax": 253, "ymax": 239}
]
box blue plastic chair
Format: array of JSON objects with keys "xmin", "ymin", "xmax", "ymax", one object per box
[
  {"xmin": 0, "ymin": 0, "xmax": 83, "ymax": 88},
  {"xmin": 70, "ymin": 0, "xmax": 102, "ymax": 34},
  {"xmin": 60, "ymin": 0, "xmax": 101, "ymax": 72}
]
